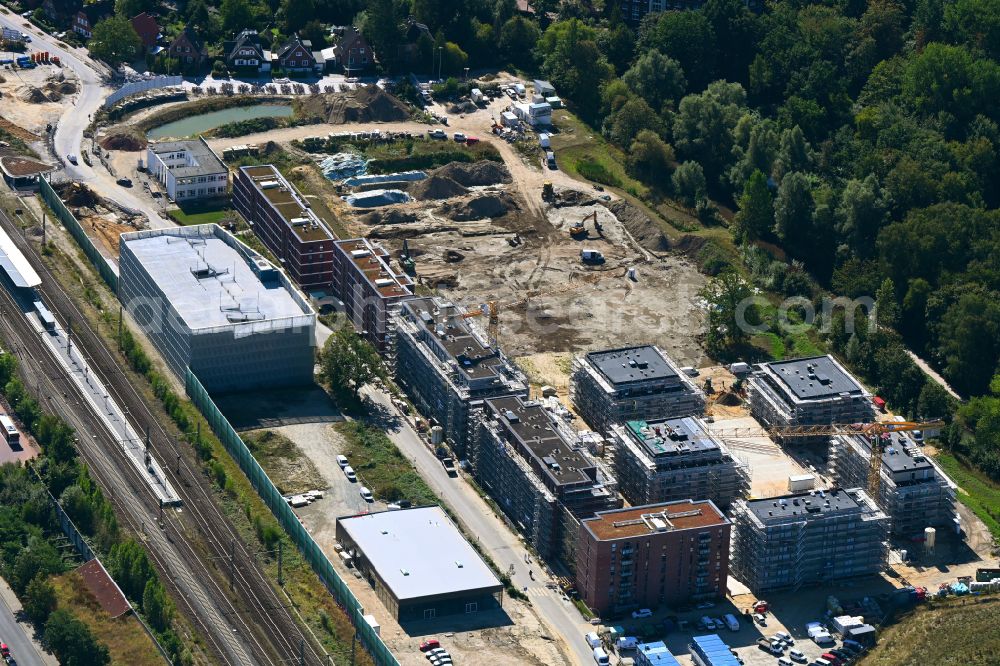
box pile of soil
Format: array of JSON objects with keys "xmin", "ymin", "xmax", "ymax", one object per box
[
  {"xmin": 59, "ymin": 81, "xmax": 77, "ymax": 94},
  {"xmin": 409, "ymin": 174, "xmax": 468, "ymax": 200},
  {"xmin": 362, "ymin": 208, "xmax": 419, "ymax": 226},
  {"xmin": 435, "ymin": 161, "xmax": 511, "ymax": 187},
  {"xmin": 448, "ymin": 100, "xmax": 478, "ymax": 114},
  {"xmin": 300, "ymin": 85, "xmax": 410, "ymax": 124},
  {"xmin": 56, "ymin": 183, "xmax": 99, "ymax": 208},
  {"xmin": 716, "ymin": 391, "xmax": 742, "ymax": 406},
  {"xmin": 605, "ymin": 199, "xmax": 669, "ymax": 253},
  {"xmin": 99, "ymin": 128, "xmax": 147, "ymax": 151},
  {"xmin": 556, "ymin": 189, "xmax": 598, "ymax": 207},
  {"xmin": 441, "ymin": 193, "xmax": 516, "ymax": 221},
  {"xmin": 18, "ymin": 87, "xmax": 48, "ymax": 103}
]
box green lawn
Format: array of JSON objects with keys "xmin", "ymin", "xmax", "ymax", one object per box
[
  {"xmin": 334, "ymin": 421, "xmax": 438, "ymax": 506},
  {"xmin": 934, "ymin": 453, "xmax": 1000, "ymax": 541},
  {"xmin": 549, "ymin": 109, "xmax": 649, "ymax": 199},
  {"xmin": 166, "ymin": 206, "xmax": 231, "ymax": 226}
]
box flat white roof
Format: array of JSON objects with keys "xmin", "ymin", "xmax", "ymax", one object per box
[
  {"xmin": 121, "ymin": 225, "xmax": 311, "ymax": 331},
  {"xmin": 0, "ymin": 225, "xmax": 41, "ymax": 288},
  {"xmin": 339, "ymin": 506, "xmax": 502, "ymax": 602}
]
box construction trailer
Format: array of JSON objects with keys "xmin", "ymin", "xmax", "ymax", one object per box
[
  {"xmin": 118, "ymin": 225, "xmax": 316, "ymax": 393},
  {"xmin": 746, "ymin": 355, "xmax": 874, "ymax": 443},
  {"xmin": 472, "ymin": 394, "xmax": 620, "ymax": 571},
  {"xmin": 392, "ymin": 297, "xmax": 528, "ymax": 460},
  {"xmin": 570, "ymin": 346, "xmax": 706, "ymax": 436},
  {"xmin": 729, "ymin": 487, "xmax": 889, "ymax": 595},
  {"xmin": 609, "ymin": 416, "xmax": 750, "ymax": 511},
  {"xmin": 830, "ymin": 433, "xmax": 958, "ymax": 537}
]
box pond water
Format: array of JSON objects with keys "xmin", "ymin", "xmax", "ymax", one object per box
[{"xmin": 146, "ymin": 104, "xmax": 293, "ymax": 139}]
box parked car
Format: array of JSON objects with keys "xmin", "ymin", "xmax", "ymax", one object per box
[
  {"xmin": 779, "ymin": 658, "xmax": 794, "ymax": 666},
  {"xmin": 116, "ymin": 177, "xmax": 132, "ymax": 187},
  {"xmin": 343, "ymin": 465, "xmax": 357, "ymax": 481},
  {"xmin": 631, "ymin": 608, "xmax": 653, "ymax": 619},
  {"xmin": 66, "ymin": 154, "xmax": 78, "ymax": 165},
  {"xmin": 425, "ymin": 647, "xmax": 448, "ymax": 657},
  {"xmin": 359, "ymin": 486, "xmax": 373, "ymax": 502},
  {"xmin": 757, "ymin": 638, "xmax": 773, "ymax": 652},
  {"xmin": 419, "ymin": 640, "xmax": 440, "ymax": 652},
  {"xmin": 696, "ymin": 601, "xmax": 716, "ymax": 609},
  {"xmin": 754, "ymin": 613, "xmax": 767, "ymax": 626},
  {"xmin": 453, "ymin": 132, "xmax": 466, "ymax": 142},
  {"xmin": 398, "ymin": 500, "xmax": 413, "ymax": 508},
  {"xmin": 427, "ymin": 128, "xmax": 447, "ymax": 139},
  {"xmin": 789, "ymin": 649, "xmax": 807, "ymax": 662},
  {"xmin": 465, "ymin": 136, "xmax": 480, "ymax": 145},
  {"xmin": 441, "ymin": 457, "xmax": 457, "ymax": 476},
  {"xmin": 336, "ymin": 455, "xmax": 349, "ymax": 468},
  {"xmin": 775, "ymin": 631, "xmax": 794, "ymax": 645}
]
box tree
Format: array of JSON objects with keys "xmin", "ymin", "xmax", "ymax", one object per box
[
  {"xmin": 114, "ymin": 0, "xmax": 153, "ymax": 18},
  {"xmin": 44, "ymin": 609, "xmax": 109, "ymax": 666},
  {"xmin": 701, "ymin": 270, "xmax": 757, "ymax": 354},
  {"xmin": 934, "ymin": 290, "xmax": 1000, "ymax": 395},
  {"xmin": 944, "ymin": 0, "xmax": 1000, "ymax": 59},
  {"xmin": 536, "ymin": 20, "xmax": 614, "ymax": 122},
  {"xmin": 917, "ymin": 381, "xmax": 955, "ymax": 420},
  {"xmin": 440, "ymin": 41, "xmax": 468, "ymax": 75},
  {"xmin": 185, "ymin": 0, "xmax": 210, "ymax": 27},
  {"xmin": 773, "ymin": 171, "xmax": 814, "ymax": 255},
  {"xmin": 621, "ymin": 49, "xmax": 686, "ymax": 110},
  {"xmin": 319, "ymin": 327, "xmax": 382, "ymax": 397},
  {"xmin": 24, "ymin": 575, "xmax": 57, "ymax": 626},
  {"xmin": 733, "ymin": 170, "xmax": 773, "ymax": 243},
  {"xmin": 499, "ymin": 16, "xmax": 540, "ymax": 70},
  {"xmin": 672, "ymin": 81, "xmax": 747, "ymax": 185},
  {"xmin": 874, "ymin": 278, "xmax": 900, "ymax": 330},
  {"xmin": 639, "ymin": 10, "xmax": 716, "ymax": 90},
  {"xmin": 142, "ymin": 579, "xmax": 174, "ymax": 633},
  {"xmin": 107, "ymin": 539, "xmax": 153, "ymax": 602},
  {"xmin": 626, "ymin": 130, "xmax": 675, "ymax": 186},
  {"xmin": 902, "ymin": 43, "xmax": 1000, "ymax": 123},
  {"xmin": 836, "ymin": 175, "xmax": 886, "ymax": 257},
  {"xmin": 12, "ymin": 538, "xmax": 64, "ymax": 595},
  {"xmin": 604, "ymin": 97, "xmax": 662, "ymax": 148},
  {"xmin": 300, "ymin": 20, "xmax": 328, "ymax": 49},
  {"xmin": 280, "ymin": 0, "xmax": 315, "ymax": 34},
  {"xmin": 773, "ymin": 126, "xmax": 813, "ymax": 182},
  {"xmin": 88, "ymin": 16, "xmax": 141, "ymax": 66},
  {"xmin": 672, "ymin": 161, "xmax": 706, "ymax": 206},
  {"xmin": 362, "ymin": 0, "xmax": 402, "ymax": 71},
  {"xmin": 220, "ymin": 0, "xmax": 254, "ymax": 36},
  {"xmin": 59, "ymin": 485, "xmax": 94, "ymax": 536}
]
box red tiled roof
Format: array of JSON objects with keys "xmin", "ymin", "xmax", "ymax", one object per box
[
  {"xmin": 76, "ymin": 559, "xmax": 132, "ymax": 618},
  {"xmin": 130, "ymin": 12, "xmax": 159, "ymax": 48}
]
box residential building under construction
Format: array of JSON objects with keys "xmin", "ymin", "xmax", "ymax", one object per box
[
  {"xmin": 570, "ymin": 346, "xmax": 705, "ymax": 436},
  {"xmin": 393, "ymin": 297, "xmax": 528, "ymax": 459},
  {"xmin": 747, "ymin": 355, "xmax": 874, "ymax": 442},
  {"xmin": 730, "ymin": 487, "xmax": 889, "ymax": 594},
  {"xmin": 831, "ymin": 434, "xmax": 958, "ymax": 537},
  {"xmin": 473, "ymin": 395, "xmax": 621, "ymax": 570},
  {"xmin": 576, "ymin": 500, "xmax": 731, "ymax": 616},
  {"xmin": 610, "ymin": 416, "xmax": 750, "ymax": 511}
]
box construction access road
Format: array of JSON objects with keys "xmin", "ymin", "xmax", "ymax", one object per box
[
  {"xmin": 359, "ymin": 385, "xmax": 594, "ymax": 666},
  {"xmin": 0, "ymin": 206, "xmax": 331, "ymax": 666}
]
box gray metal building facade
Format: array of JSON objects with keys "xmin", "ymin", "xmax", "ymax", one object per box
[
  {"xmin": 831, "ymin": 434, "xmax": 957, "ymax": 537},
  {"xmin": 730, "ymin": 487, "xmax": 888, "ymax": 594},
  {"xmin": 393, "ymin": 297, "xmax": 527, "ymax": 459},
  {"xmin": 119, "ymin": 225, "xmax": 316, "ymax": 393},
  {"xmin": 610, "ymin": 416, "xmax": 750, "ymax": 511},
  {"xmin": 571, "ymin": 346, "xmax": 705, "ymax": 436}
]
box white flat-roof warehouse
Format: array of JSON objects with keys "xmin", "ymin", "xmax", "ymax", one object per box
[
  {"xmin": 336, "ymin": 506, "xmax": 503, "ymax": 621},
  {"xmin": 119, "ymin": 225, "xmax": 316, "ymax": 393}
]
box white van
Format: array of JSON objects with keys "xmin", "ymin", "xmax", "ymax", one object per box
[
  {"xmin": 724, "ymin": 613, "xmax": 740, "ymax": 631},
  {"xmin": 336, "ymin": 455, "xmax": 349, "ymax": 468},
  {"xmin": 584, "ymin": 632, "xmax": 601, "ymax": 648},
  {"xmin": 592, "ymin": 647, "xmax": 610, "ymax": 665}
]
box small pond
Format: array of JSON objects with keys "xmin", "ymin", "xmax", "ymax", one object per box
[{"xmin": 146, "ymin": 104, "xmax": 293, "ymax": 139}]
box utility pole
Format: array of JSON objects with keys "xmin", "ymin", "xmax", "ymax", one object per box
[{"xmin": 278, "ymin": 539, "xmax": 284, "ymax": 586}]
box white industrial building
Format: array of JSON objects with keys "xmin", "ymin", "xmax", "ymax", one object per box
[
  {"xmin": 145, "ymin": 137, "xmax": 229, "ymax": 202},
  {"xmin": 118, "ymin": 224, "xmax": 316, "ymax": 393}
]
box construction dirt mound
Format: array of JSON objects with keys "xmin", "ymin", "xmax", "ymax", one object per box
[
  {"xmin": 300, "ymin": 85, "xmax": 410, "ymax": 124},
  {"xmin": 409, "ymin": 174, "xmax": 469, "ymax": 200},
  {"xmin": 605, "ymin": 199, "xmax": 669, "ymax": 253},
  {"xmin": 362, "ymin": 208, "xmax": 419, "ymax": 226},
  {"xmin": 18, "ymin": 87, "xmax": 48, "ymax": 103},
  {"xmin": 441, "ymin": 193, "xmax": 517, "ymax": 221},
  {"xmin": 100, "ymin": 129, "xmax": 147, "ymax": 151},
  {"xmin": 434, "ymin": 161, "xmax": 511, "ymax": 187},
  {"xmin": 715, "ymin": 390, "xmax": 743, "ymax": 406},
  {"xmin": 56, "ymin": 182, "xmax": 100, "ymax": 208}
]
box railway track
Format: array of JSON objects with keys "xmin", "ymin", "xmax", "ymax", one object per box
[{"xmin": 0, "ymin": 209, "xmax": 328, "ymax": 666}]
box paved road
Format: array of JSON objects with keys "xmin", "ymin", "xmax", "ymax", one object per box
[
  {"xmin": 0, "ymin": 15, "xmax": 172, "ymax": 229},
  {"xmin": 0, "ymin": 576, "xmax": 57, "ymax": 666},
  {"xmin": 360, "ymin": 386, "xmax": 593, "ymax": 666}
]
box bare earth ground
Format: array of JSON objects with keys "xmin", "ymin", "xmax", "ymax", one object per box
[{"xmin": 0, "ymin": 62, "xmax": 70, "ymax": 136}]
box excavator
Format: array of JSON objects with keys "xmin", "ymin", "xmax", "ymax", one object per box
[
  {"xmin": 710, "ymin": 420, "xmax": 945, "ymax": 497},
  {"xmin": 569, "ymin": 211, "xmax": 603, "ymax": 239}
]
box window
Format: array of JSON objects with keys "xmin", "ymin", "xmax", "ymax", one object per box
[
  {"xmin": 423, "ymin": 608, "xmax": 436, "ymax": 619},
  {"xmin": 464, "ymin": 602, "xmax": 478, "ymax": 613}
]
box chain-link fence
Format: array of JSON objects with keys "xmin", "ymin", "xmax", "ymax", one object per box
[{"xmin": 185, "ymin": 368, "xmax": 399, "ymax": 666}]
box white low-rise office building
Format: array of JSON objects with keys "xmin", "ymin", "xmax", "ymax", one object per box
[{"xmin": 145, "ymin": 137, "xmax": 229, "ymax": 202}]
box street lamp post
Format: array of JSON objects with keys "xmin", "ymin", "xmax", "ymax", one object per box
[{"xmin": 437, "ymin": 46, "xmax": 442, "ymax": 81}]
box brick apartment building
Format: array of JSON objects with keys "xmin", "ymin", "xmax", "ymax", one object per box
[
  {"xmin": 232, "ymin": 165, "xmax": 336, "ymax": 292},
  {"xmin": 332, "ymin": 238, "xmax": 413, "ymax": 354},
  {"xmin": 576, "ymin": 500, "xmax": 730, "ymax": 616}
]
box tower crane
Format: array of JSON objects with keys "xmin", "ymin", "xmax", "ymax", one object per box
[{"xmin": 709, "ymin": 420, "xmax": 945, "ymax": 498}]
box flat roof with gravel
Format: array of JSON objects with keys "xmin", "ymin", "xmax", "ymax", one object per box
[
  {"xmin": 582, "ymin": 499, "xmax": 728, "ymax": 541},
  {"xmin": 587, "ymin": 345, "xmax": 678, "ymax": 386},
  {"xmin": 121, "ymin": 225, "xmax": 310, "ymax": 331},
  {"xmin": 763, "ymin": 355, "xmax": 865, "ymax": 400},
  {"xmin": 337, "ymin": 506, "xmax": 502, "ymax": 601}
]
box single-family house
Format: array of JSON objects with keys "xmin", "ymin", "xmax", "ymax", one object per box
[
  {"xmin": 73, "ymin": 4, "xmax": 110, "ymax": 39},
  {"xmin": 274, "ymin": 34, "xmax": 318, "ymax": 73},
  {"xmin": 130, "ymin": 12, "xmax": 160, "ymax": 51},
  {"xmin": 167, "ymin": 26, "xmax": 208, "ymax": 69},
  {"xmin": 223, "ymin": 29, "xmax": 270, "ymax": 73},
  {"xmin": 330, "ymin": 26, "xmax": 372, "ymax": 74},
  {"xmin": 397, "ymin": 17, "xmax": 432, "ymax": 65}
]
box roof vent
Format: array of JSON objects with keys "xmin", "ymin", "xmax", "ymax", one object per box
[
  {"xmin": 455, "ymin": 561, "xmax": 464, "ymax": 568},
  {"xmin": 400, "ymin": 569, "xmax": 410, "ymax": 576}
]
